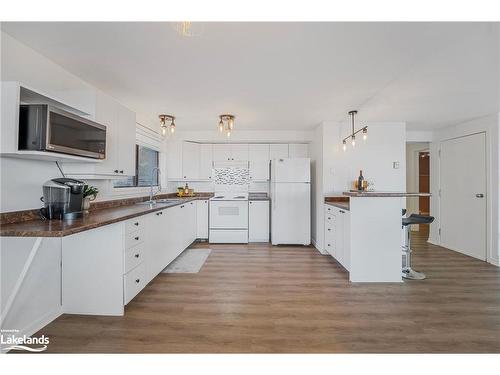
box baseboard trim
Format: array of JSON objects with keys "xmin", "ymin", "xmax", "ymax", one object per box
[
  {"xmin": 312, "ymin": 239, "xmax": 328, "ymax": 255},
  {"xmin": 487, "ymin": 257, "xmax": 500, "ymax": 267}
]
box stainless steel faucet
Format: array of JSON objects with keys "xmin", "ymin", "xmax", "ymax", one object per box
[{"xmin": 149, "ymin": 167, "xmax": 162, "ymax": 202}]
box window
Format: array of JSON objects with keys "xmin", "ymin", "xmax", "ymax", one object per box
[{"xmin": 114, "ymin": 145, "xmax": 159, "ymax": 188}]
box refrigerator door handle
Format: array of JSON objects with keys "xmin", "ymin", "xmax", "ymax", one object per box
[{"xmin": 273, "ymin": 184, "xmax": 277, "ymax": 210}]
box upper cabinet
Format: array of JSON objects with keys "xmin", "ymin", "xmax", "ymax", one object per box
[
  {"xmin": 199, "ymin": 144, "xmax": 214, "ymax": 180},
  {"xmin": 64, "ymin": 92, "xmax": 136, "ymax": 177},
  {"xmin": 213, "ymin": 144, "xmax": 249, "ymax": 162},
  {"xmin": 288, "ymin": 143, "xmax": 308, "ymax": 158},
  {"xmin": 249, "ymin": 144, "xmax": 270, "ymax": 181},
  {"xmin": 166, "ymin": 140, "xmax": 183, "ymax": 180},
  {"xmin": 182, "ymin": 141, "xmax": 201, "ymax": 180},
  {"xmin": 269, "ymin": 144, "xmax": 289, "ymax": 160}
]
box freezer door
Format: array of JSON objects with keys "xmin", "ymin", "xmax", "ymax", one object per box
[
  {"xmin": 271, "ymin": 182, "xmax": 311, "ymax": 245},
  {"xmin": 271, "ymin": 158, "xmax": 310, "ymax": 183}
]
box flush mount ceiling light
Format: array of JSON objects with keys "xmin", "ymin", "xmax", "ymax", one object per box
[
  {"xmin": 218, "ymin": 114, "xmax": 235, "ymax": 138},
  {"xmin": 159, "ymin": 114, "xmax": 176, "ymax": 136},
  {"xmin": 342, "ymin": 110, "xmax": 368, "ymax": 151},
  {"xmin": 171, "ymin": 22, "xmax": 204, "ymax": 37}
]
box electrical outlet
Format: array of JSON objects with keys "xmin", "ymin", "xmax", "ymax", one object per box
[{"xmin": 393, "ymin": 161, "xmax": 400, "ymax": 169}]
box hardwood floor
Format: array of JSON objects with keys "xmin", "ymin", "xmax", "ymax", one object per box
[{"xmin": 34, "ymin": 227, "xmax": 500, "ymax": 353}]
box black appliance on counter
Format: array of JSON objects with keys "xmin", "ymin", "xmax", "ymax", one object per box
[{"xmin": 41, "ymin": 178, "xmax": 85, "ymax": 220}]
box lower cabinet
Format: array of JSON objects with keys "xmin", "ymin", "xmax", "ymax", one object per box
[
  {"xmin": 62, "ymin": 201, "xmax": 198, "ymax": 316},
  {"xmin": 249, "ymin": 200, "xmax": 270, "ymax": 242},
  {"xmin": 324, "ymin": 204, "xmax": 351, "ymax": 271},
  {"xmin": 196, "ymin": 199, "xmax": 209, "ymax": 239}
]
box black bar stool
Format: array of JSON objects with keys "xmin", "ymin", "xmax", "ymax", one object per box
[{"xmin": 402, "ymin": 213, "xmax": 434, "ymax": 280}]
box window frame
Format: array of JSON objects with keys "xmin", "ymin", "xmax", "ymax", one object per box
[{"xmin": 114, "ymin": 144, "xmax": 159, "ymax": 189}]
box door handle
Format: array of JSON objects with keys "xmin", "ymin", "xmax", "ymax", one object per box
[{"xmin": 475, "ymin": 193, "xmax": 484, "ymax": 198}]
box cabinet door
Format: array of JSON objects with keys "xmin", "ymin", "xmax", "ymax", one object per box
[
  {"xmin": 335, "ymin": 209, "xmax": 345, "ymax": 267},
  {"xmin": 249, "ymin": 144, "xmax": 270, "ymax": 181},
  {"xmin": 196, "ymin": 200, "xmax": 209, "ymax": 239},
  {"xmin": 148, "ymin": 210, "xmax": 166, "ymax": 279},
  {"xmin": 269, "ymin": 144, "xmax": 289, "ymax": 160},
  {"xmin": 213, "ymin": 144, "xmax": 232, "ymax": 162},
  {"xmin": 117, "ymin": 105, "xmax": 136, "ymax": 176},
  {"xmin": 187, "ymin": 201, "xmax": 197, "ymax": 243},
  {"xmin": 166, "ymin": 140, "xmax": 183, "ymax": 180},
  {"xmin": 199, "ymin": 144, "xmax": 213, "ymax": 180},
  {"xmin": 249, "ymin": 200, "xmax": 270, "ymax": 242},
  {"xmin": 342, "ymin": 211, "xmax": 350, "ymax": 271},
  {"xmin": 288, "ymin": 143, "xmax": 308, "ymax": 158},
  {"xmin": 231, "ymin": 144, "xmax": 249, "ymax": 161},
  {"xmin": 182, "ymin": 141, "xmax": 200, "ymax": 179},
  {"xmin": 94, "ymin": 93, "xmax": 119, "ymax": 175}
]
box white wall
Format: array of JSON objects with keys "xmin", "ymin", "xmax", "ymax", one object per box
[
  {"xmin": 310, "ymin": 124, "xmax": 324, "ymax": 252},
  {"xmin": 322, "ymin": 121, "xmax": 406, "ymax": 193},
  {"xmin": 429, "ymin": 114, "xmax": 500, "ymax": 266}
]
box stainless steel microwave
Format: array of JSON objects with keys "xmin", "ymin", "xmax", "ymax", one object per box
[{"xmin": 18, "ymin": 104, "xmax": 106, "ymax": 159}]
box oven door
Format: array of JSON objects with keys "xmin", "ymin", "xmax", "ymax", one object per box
[
  {"xmin": 210, "ymin": 200, "xmax": 248, "ymax": 229},
  {"xmin": 46, "ymin": 106, "xmax": 106, "ymax": 159}
]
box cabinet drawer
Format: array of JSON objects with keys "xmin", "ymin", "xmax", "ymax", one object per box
[
  {"xmin": 125, "ymin": 217, "xmax": 145, "ymax": 233},
  {"xmin": 125, "ymin": 229, "xmax": 144, "ymax": 249},
  {"xmin": 325, "ymin": 214, "xmax": 334, "ymax": 224},
  {"xmin": 124, "ymin": 262, "xmax": 146, "ymax": 305},
  {"xmin": 325, "ymin": 241, "xmax": 334, "ymax": 255},
  {"xmin": 124, "ymin": 243, "xmax": 144, "ymax": 274},
  {"xmin": 325, "ymin": 205, "xmax": 334, "ymax": 215}
]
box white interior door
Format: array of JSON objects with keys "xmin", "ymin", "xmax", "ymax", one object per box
[{"xmin": 440, "ymin": 132, "xmax": 486, "ymax": 260}]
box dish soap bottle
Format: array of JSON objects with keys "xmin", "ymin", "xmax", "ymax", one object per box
[
  {"xmin": 357, "ymin": 170, "xmax": 364, "ymax": 191},
  {"xmin": 184, "ymin": 183, "xmax": 189, "ymax": 196}
]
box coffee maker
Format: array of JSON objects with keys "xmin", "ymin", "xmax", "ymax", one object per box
[{"xmin": 41, "ymin": 178, "xmax": 85, "ymax": 220}]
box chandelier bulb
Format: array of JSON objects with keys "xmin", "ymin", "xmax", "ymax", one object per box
[
  {"xmin": 342, "ymin": 141, "xmax": 347, "ymax": 151},
  {"xmin": 351, "ymin": 135, "xmax": 356, "ymax": 147}
]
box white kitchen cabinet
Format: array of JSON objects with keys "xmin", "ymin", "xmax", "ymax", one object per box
[
  {"xmin": 288, "ymin": 143, "xmax": 308, "ymax": 158},
  {"xmin": 213, "ymin": 143, "xmax": 248, "ymax": 162},
  {"xmin": 213, "ymin": 144, "xmax": 233, "ymax": 161},
  {"xmin": 166, "ymin": 139, "xmax": 183, "ymax": 180},
  {"xmin": 324, "ymin": 204, "xmax": 350, "ymax": 271},
  {"xmin": 249, "ymin": 144, "xmax": 270, "ymax": 181},
  {"xmin": 249, "ymin": 200, "xmax": 270, "ymax": 242},
  {"xmin": 117, "ymin": 104, "xmax": 137, "ymax": 176},
  {"xmin": 269, "ymin": 144, "xmax": 289, "ymax": 159},
  {"xmin": 199, "ymin": 144, "xmax": 214, "ymax": 180},
  {"xmin": 196, "ymin": 199, "xmax": 209, "ymax": 239},
  {"xmin": 64, "ymin": 93, "xmax": 136, "ymax": 178},
  {"xmin": 182, "ymin": 141, "xmax": 201, "ymax": 180},
  {"xmin": 231, "ymin": 144, "xmax": 249, "ymax": 161}
]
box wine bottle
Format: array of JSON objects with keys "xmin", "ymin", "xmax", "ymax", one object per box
[{"xmin": 357, "ymin": 170, "xmax": 364, "ymax": 191}]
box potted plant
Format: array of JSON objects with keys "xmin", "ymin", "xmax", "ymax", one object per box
[{"xmin": 82, "ymin": 185, "xmax": 99, "ymax": 212}]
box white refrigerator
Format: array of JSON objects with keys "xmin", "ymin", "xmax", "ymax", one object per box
[{"xmin": 270, "ymin": 158, "xmax": 311, "ymax": 245}]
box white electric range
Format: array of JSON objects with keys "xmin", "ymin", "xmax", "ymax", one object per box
[{"xmin": 209, "ymin": 192, "xmax": 249, "ymax": 243}]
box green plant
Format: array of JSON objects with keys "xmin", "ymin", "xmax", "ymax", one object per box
[{"xmin": 83, "ymin": 185, "xmax": 99, "ymax": 200}]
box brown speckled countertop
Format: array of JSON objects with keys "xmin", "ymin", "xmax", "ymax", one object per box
[{"xmin": 0, "ymin": 195, "xmax": 212, "ymax": 238}]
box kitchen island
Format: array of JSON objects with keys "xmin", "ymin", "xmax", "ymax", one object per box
[{"xmin": 325, "ymin": 191, "xmax": 431, "ymax": 282}]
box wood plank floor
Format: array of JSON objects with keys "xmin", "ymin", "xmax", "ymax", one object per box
[{"xmin": 33, "ymin": 227, "xmax": 500, "ymax": 353}]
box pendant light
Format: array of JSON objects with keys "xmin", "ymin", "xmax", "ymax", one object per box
[
  {"xmin": 217, "ymin": 114, "xmax": 235, "ymax": 136},
  {"xmin": 342, "ymin": 110, "xmax": 367, "ymax": 151},
  {"xmin": 159, "ymin": 114, "xmax": 176, "ymax": 136}
]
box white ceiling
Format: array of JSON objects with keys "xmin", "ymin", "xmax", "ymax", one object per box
[{"xmin": 1, "ymin": 22, "xmax": 498, "ymax": 130}]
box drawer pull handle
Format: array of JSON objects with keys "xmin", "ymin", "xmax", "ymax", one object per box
[
  {"xmin": 134, "ymin": 253, "xmax": 140, "ymax": 258},
  {"xmin": 134, "ymin": 236, "xmax": 140, "ymax": 241},
  {"xmin": 120, "ymin": 170, "xmax": 124, "ymax": 174},
  {"xmin": 156, "ymin": 212, "xmax": 163, "ymax": 216},
  {"xmin": 328, "ymin": 228, "xmax": 331, "ymax": 231},
  {"xmin": 134, "ymin": 222, "xmax": 139, "ymax": 226},
  {"xmin": 135, "ymin": 278, "xmax": 140, "ymax": 283}
]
